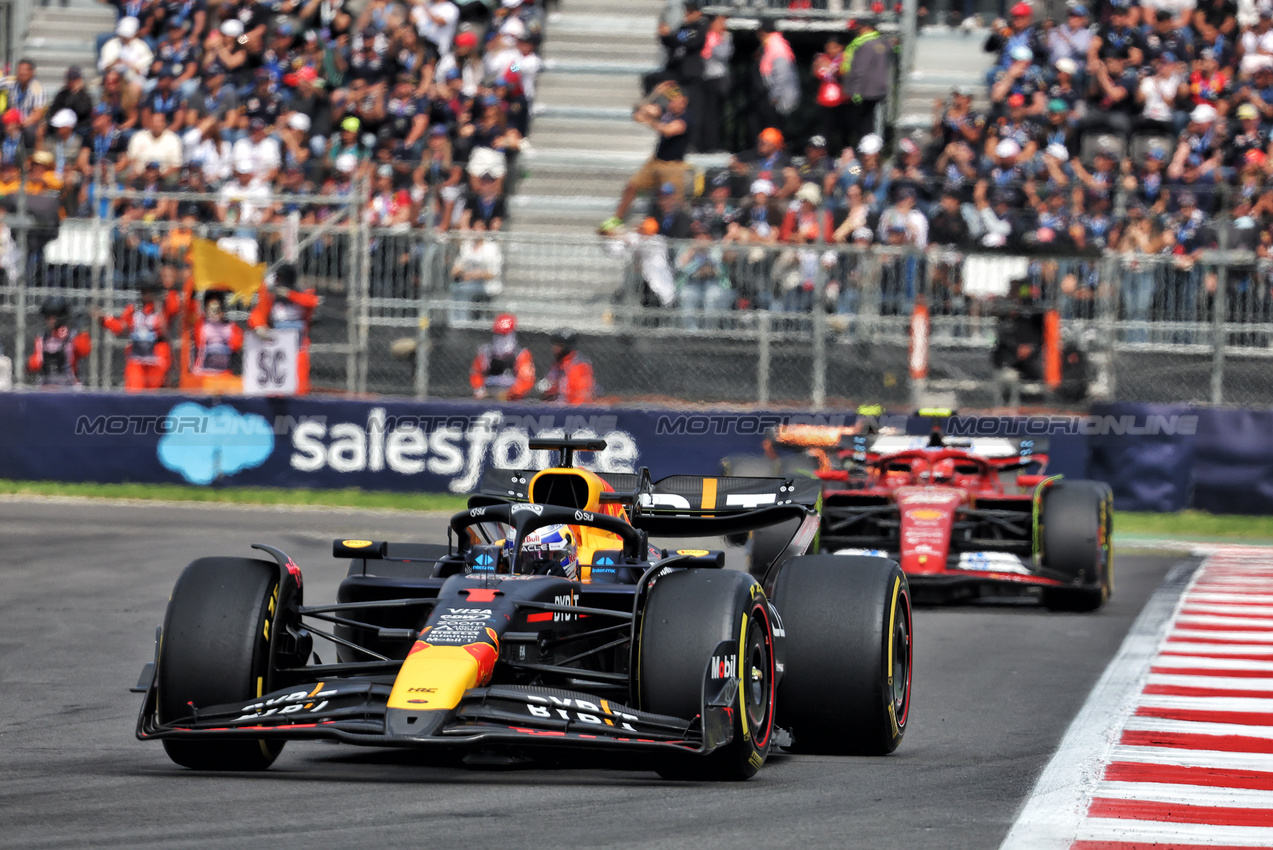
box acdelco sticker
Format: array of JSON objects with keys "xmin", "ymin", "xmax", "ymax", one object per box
[{"xmin": 676, "ymin": 549, "xmax": 710, "ymax": 557}]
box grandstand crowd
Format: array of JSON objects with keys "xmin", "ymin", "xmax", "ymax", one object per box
[{"xmin": 0, "ymin": 0, "xmax": 543, "ymax": 237}]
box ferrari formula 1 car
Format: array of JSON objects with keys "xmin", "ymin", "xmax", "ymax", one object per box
[
  {"xmin": 728, "ymin": 427, "xmax": 1113, "ymax": 611},
  {"xmin": 134, "ymin": 437, "xmax": 913, "ymax": 780}
]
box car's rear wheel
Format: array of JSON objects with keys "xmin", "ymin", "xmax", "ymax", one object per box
[
  {"xmin": 639, "ymin": 569, "xmax": 775, "ymax": 780},
  {"xmin": 1040, "ymin": 481, "xmax": 1113, "ymax": 612},
  {"xmin": 774, "ymin": 555, "xmax": 911, "ymax": 755},
  {"xmin": 156, "ymin": 557, "xmax": 284, "ymax": 770}
]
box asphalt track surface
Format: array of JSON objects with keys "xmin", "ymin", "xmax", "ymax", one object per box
[{"xmin": 0, "ymin": 500, "xmax": 1180, "ymax": 850}]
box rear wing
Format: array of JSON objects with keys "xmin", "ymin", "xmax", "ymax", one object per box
[{"xmin": 479, "ymin": 467, "xmax": 823, "ymax": 513}]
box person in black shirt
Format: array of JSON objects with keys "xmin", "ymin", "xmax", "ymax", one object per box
[
  {"xmin": 606, "ymin": 83, "xmax": 691, "ymax": 228},
  {"xmin": 461, "ymin": 172, "xmax": 508, "ymax": 231},
  {"xmin": 46, "ymin": 67, "xmax": 92, "ymax": 140},
  {"xmin": 141, "ymin": 70, "xmax": 185, "ymax": 132},
  {"xmin": 1089, "ymin": 1, "xmax": 1144, "ymax": 64},
  {"xmin": 658, "ymin": 0, "xmax": 706, "ymax": 149},
  {"xmin": 649, "ymin": 181, "xmax": 693, "ymax": 238}
]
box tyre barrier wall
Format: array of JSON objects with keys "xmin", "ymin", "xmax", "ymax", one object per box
[{"xmin": 0, "ymin": 393, "xmax": 1263, "ymax": 514}]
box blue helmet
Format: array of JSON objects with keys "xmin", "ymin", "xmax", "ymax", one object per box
[{"xmin": 504, "ymin": 523, "xmax": 578, "ymax": 579}]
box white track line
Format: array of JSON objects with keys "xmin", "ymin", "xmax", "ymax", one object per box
[
  {"xmin": 1095, "ymin": 781, "xmax": 1273, "ymax": 808},
  {"xmin": 1110, "ymin": 745, "xmax": 1273, "ymax": 771},
  {"xmin": 1137, "ymin": 695, "xmax": 1273, "ymax": 711},
  {"xmin": 1146, "ymin": 674, "xmax": 1273, "ymax": 691},
  {"xmin": 1163, "ymin": 642, "xmax": 1273, "ymax": 656},
  {"xmin": 1075, "ymin": 819, "xmax": 1273, "ymax": 846},
  {"xmin": 1123, "ymin": 715, "xmax": 1273, "ymax": 739},
  {"xmin": 998, "ymin": 559, "xmax": 1198, "ymax": 850}
]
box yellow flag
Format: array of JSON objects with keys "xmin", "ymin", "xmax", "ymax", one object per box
[{"xmin": 190, "ymin": 238, "xmax": 266, "ymax": 304}]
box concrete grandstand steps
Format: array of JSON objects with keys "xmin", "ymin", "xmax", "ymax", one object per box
[
  {"xmin": 522, "ymin": 116, "xmax": 654, "ymax": 153},
  {"xmin": 534, "ymin": 71, "xmax": 642, "ymax": 105},
  {"xmin": 23, "ymin": 1, "xmax": 115, "ymax": 90},
  {"xmin": 542, "ymin": 58, "xmax": 657, "ymax": 75}
]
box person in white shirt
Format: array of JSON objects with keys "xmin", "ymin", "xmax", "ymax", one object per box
[
  {"xmin": 126, "ymin": 112, "xmax": 182, "ymax": 178},
  {"xmin": 435, "ymin": 30, "xmax": 483, "ymax": 97},
  {"xmin": 99, "ymin": 17, "xmax": 154, "ymax": 87},
  {"xmin": 1136, "ymin": 54, "xmax": 1184, "ymax": 133},
  {"xmin": 230, "ymin": 117, "xmax": 281, "ymax": 182},
  {"xmin": 411, "ymin": 0, "xmax": 459, "ymax": 54},
  {"xmin": 183, "ymin": 116, "xmax": 233, "ymax": 184},
  {"xmin": 449, "ymin": 221, "xmax": 503, "ymax": 321},
  {"xmin": 1241, "ymin": 9, "xmax": 1273, "ymax": 75},
  {"xmin": 512, "ymin": 34, "xmax": 542, "ymax": 104},
  {"xmin": 876, "ymin": 187, "xmax": 928, "ymax": 248}
]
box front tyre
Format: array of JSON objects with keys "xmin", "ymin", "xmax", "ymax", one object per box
[
  {"xmin": 156, "ymin": 557, "xmax": 284, "ymax": 770},
  {"xmin": 1040, "ymin": 480, "xmax": 1113, "ymax": 612},
  {"xmin": 774, "ymin": 555, "xmax": 911, "ymax": 755},
  {"xmin": 639, "ymin": 569, "xmax": 775, "ymax": 780}
]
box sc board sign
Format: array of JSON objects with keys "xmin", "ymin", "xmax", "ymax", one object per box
[{"xmin": 243, "ymin": 329, "xmax": 300, "ymax": 395}]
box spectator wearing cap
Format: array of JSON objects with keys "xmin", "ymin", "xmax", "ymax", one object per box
[
  {"xmin": 461, "ymin": 171, "xmax": 508, "ymax": 231},
  {"xmin": 231, "ymin": 117, "xmax": 281, "ymax": 182},
  {"xmin": 990, "ymin": 43, "xmax": 1048, "ymax": 115},
  {"xmin": 932, "ymin": 86, "xmax": 986, "ymax": 152},
  {"xmin": 649, "ymin": 180, "xmax": 692, "ymax": 238},
  {"xmin": 285, "ymin": 65, "xmax": 328, "ymax": 134},
  {"xmin": 1088, "ymin": 0, "xmax": 1145, "ymax": 66},
  {"xmin": 411, "ymin": 0, "xmax": 460, "ymax": 56},
  {"xmin": 1161, "ymin": 188, "xmax": 1210, "ymax": 330},
  {"xmin": 729, "ymin": 127, "xmax": 799, "ymax": 200},
  {"xmin": 1176, "ymin": 103, "xmax": 1222, "ymax": 165},
  {"xmin": 1126, "ymin": 144, "xmax": 1171, "ymax": 211},
  {"xmin": 42, "ymin": 109, "xmax": 87, "ymax": 188},
  {"xmin": 1082, "ymin": 53, "xmax": 1138, "ymax": 137},
  {"xmin": 675, "ymin": 222, "xmax": 733, "ymax": 329},
  {"xmin": 1135, "ymin": 52, "xmax": 1187, "ymax": 134},
  {"xmin": 126, "ymin": 111, "xmax": 182, "ymax": 178},
  {"xmin": 243, "ymin": 68, "xmax": 285, "ymax": 129},
  {"xmin": 878, "ymin": 186, "xmax": 928, "ymax": 249},
  {"xmin": 1046, "ymin": 58, "xmax": 1082, "ymax": 112},
  {"xmin": 985, "ymin": 93, "xmax": 1039, "ymax": 160},
  {"xmin": 1047, "ymin": 5, "xmax": 1093, "ymax": 70},
  {"xmin": 889, "ymin": 137, "xmax": 928, "ymax": 200},
  {"xmin": 929, "ymin": 189, "xmax": 972, "ymax": 247},
  {"xmin": 349, "ymin": 28, "xmax": 392, "ymax": 88},
  {"xmin": 184, "ymin": 66, "xmax": 241, "ymax": 129},
  {"xmin": 150, "ymin": 19, "xmax": 202, "ymax": 98},
  {"xmin": 655, "ymin": 0, "xmax": 706, "ymax": 146},
  {"xmin": 1143, "ymin": 9, "xmax": 1193, "ymax": 65},
  {"xmin": 797, "ymin": 135, "xmax": 835, "ymax": 192},
  {"xmin": 141, "ymin": 68, "xmax": 187, "ymax": 134},
  {"xmin": 1227, "ymin": 102, "xmax": 1268, "ymax": 168},
  {"xmin": 698, "ymin": 14, "xmax": 731, "ymax": 153},
  {"xmin": 325, "ymin": 115, "xmax": 370, "ymax": 173},
  {"xmin": 1037, "ymin": 98, "xmax": 1077, "ymax": 154},
  {"xmin": 693, "ymin": 171, "xmax": 742, "ymax": 239},
  {"xmin": 46, "ymin": 67, "xmax": 92, "ymax": 140},
  {"xmin": 436, "ymin": 30, "xmax": 483, "ymax": 98},
  {"xmin": 1167, "ymin": 148, "xmax": 1219, "ymax": 212},
  {"xmin": 1188, "ymin": 49, "xmax": 1230, "ymax": 109},
  {"xmin": 833, "ymin": 132, "xmax": 890, "ymax": 216},
  {"xmin": 278, "ymin": 111, "xmax": 314, "ymax": 173},
  {"xmin": 754, "ymin": 19, "xmax": 798, "ymax": 137},
  {"xmin": 984, "ymin": 3, "xmax": 1045, "ymax": 77},
  {"xmin": 841, "ymin": 20, "xmax": 892, "ymax": 148},
  {"xmin": 221, "ymin": 0, "xmax": 270, "ymax": 55},
  {"xmin": 831, "ymin": 182, "xmax": 872, "ymax": 243},
  {"xmin": 780, "ymin": 182, "xmax": 832, "ymax": 243},
  {"xmin": 0, "ymin": 109, "xmax": 26, "ymax": 166},
  {"xmin": 367, "ymin": 163, "xmax": 412, "ymax": 228},
  {"xmin": 100, "ymin": 18, "xmax": 154, "ymax": 86},
  {"xmin": 604, "ymin": 81, "xmax": 690, "ymax": 229},
  {"xmin": 205, "ymin": 20, "xmax": 250, "ymax": 88},
  {"xmin": 976, "ymin": 185, "xmax": 1028, "ymax": 248},
  {"xmin": 87, "ymin": 104, "xmax": 127, "ymax": 174}
]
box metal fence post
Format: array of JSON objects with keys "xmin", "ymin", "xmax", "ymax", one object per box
[
  {"xmin": 1211, "ymin": 222, "xmax": 1229, "ymax": 405},
  {"xmin": 812, "ymin": 270, "xmax": 827, "ymax": 408},
  {"xmin": 758, "ymin": 310, "xmax": 770, "ymax": 405},
  {"xmin": 12, "ymin": 165, "xmax": 27, "ymax": 387},
  {"xmin": 350, "ymin": 176, "xmax": 369, "ymax": 395}
]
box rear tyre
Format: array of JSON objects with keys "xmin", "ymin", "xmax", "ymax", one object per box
[
  {"xmin": 156, "ymin": 557, "xmax": 284, "ymax": 770},
  {"xmin": 1040, "ymin": 481, "xmax": 1113, "ymax": 612},
  {"xmin": 639, "ymin": 569, "xmax": 776, "ymax": 780},
  {"xmin": 774, "ymin": 555, "xmax": 911, "ymax": 755}
]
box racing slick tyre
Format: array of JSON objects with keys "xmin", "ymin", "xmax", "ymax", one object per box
[
  {"xmin": 156, "ymin": 557, "xmax": 285, "ymax": 771},
  {"xmin": 774, "ymin": 555, "xmax": 911, "ymax": 755},
  {"xmin": 639, "ymin": 569, "xmax": 776, "ymax": 781},
  {"xmin": 1040, "ymin": 481, "xmax": 1113, "ymax": 613}
]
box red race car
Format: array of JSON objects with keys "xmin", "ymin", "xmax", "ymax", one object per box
[{"xmin": 736, "ymin": 427, "xmax": 1113, "ymax": 611}]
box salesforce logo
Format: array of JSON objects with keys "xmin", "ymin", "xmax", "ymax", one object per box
[{"xmin": 157, "ymin": 402, "xmax": 274, "ymax": 485}]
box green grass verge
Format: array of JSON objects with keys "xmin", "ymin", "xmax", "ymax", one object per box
[
  {"xmin": 1117, "ymin": 510, "xmax": 1273, "ymax": 542},
  {"xmin": 0, "ymin": 479, "xmax": 471, "ymax": 513},
  {"xmin": 2, "ymin": 480, "xmax": 1272, "ymax": 541}
]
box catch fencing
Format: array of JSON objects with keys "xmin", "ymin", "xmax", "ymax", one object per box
[{"xmin": 1, "ymin": 181, "xmax": 1270, "ymax": 408}]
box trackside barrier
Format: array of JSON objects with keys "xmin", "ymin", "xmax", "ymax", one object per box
[{"xmin": 0, "ymin": 394, "xmax": 1265, "ymax": 514}]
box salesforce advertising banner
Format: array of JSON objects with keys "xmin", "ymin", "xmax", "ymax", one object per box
[{"xmin": 0, "ymin": 393, "xmax": 881, "ymax": 493}]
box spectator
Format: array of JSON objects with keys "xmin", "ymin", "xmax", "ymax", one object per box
[
  {"xmin": 46, "ymin": 67, "xmax": 93, "ymax": 140},
  {"xmin": 990, "ymin": 44, "xmax": 1047, "ymax": 115},
  {"xmin": 469, "ymin": 312, "xmax": 535, "ymax": 401},
  {"xmin": 1117, "ymin": 202, "xmax": 1168, "ymax": 341},
  {"xmin": 841, "ymin": 21, "xmax": 892, "ymax": 148},
  {"xmin": 1136, "ymin": 53, "xmax": 1187, "ymax": 134},
  {"xmin": 599, "ymin": 216, "xmax": 675, "ymax": 308},
  {"xmin": 693, "ymin": 171, "xmax": 741, "ymax": 239},
  {"xmin": 1081, "ymin": 54, "xmax": 1138, "ymax": 138},
  {"xmin": 1088, "ymin": 0, "xmax": 1145, "ymax": 66},
  {"xmin": 151, "ymin": 19, "xmax": 203, "ymax": 98},
  {"xmin": 184, "ymin": 114, "xmax": 234, "ymax": 183},
  {"xmin": 833, "ymin": 132, "xmax": 890, "ymax": 215},
  {"xmin": 1047, "ymin": 5, "xmax": 1093, "ymax": 70},
  {"xmin": 781, "ymin": 182, "xmax": 832, "ymax": 243},
  {"xmin": 437, "ymin": 30, "xmax": 482, "ymax": 97},
  {"xmin": 2, "ymin": 59, "xmax": 47, "ymax": 147},
  {"xmin": 814, "ymin": 38, "xmax": 849, "ymax": 156},
  {"xmin": 930, "ymin": 189, "xmax": 972, "ymax": 247},
  {"xmin": 831, "ymin": 183, "xmax": 872, "ymax": 242},
  {"xmin": 461, "ymin": 171, "xmax": 508, "ymax": 231},
  {"xmin": 604, "ymin": 82, "xmax": 690, "ymax": 230},
  {"xmin": 699, "ymin": 14, "xmax": 732, "ymax": 153},
  {"xmin": 28, "ymin": 297, "xmax": 91, "ymax": 388},
  {"xmin": 540, "ymin": 329, "xmax": 595, "ymax": 404},
  {"xmin": 100, "ymin": 18, "xmax": 154, "ymax": 87},
  {"xmin": 126, "ymin": 111, "xmax": 182, "ymax": 179},
  {"xmin": 231, "ymin": 117, "xmax": 282, "ymax": 182},
  {"xmin": 729, "ymin": 127, "xmax": 799, "ymax": 200},
  {"xmin": 86, "ymin": 104, "xmax": 128, "ymax": 176},
  {"xmin": 184, "ymin": 67, "xmax": 240, "ymax": 129},
  {"xmin": 651, "ymin": 181, "xmax": 692, "ymax": 238},
  {"xmin": 983, "ymin": 4, "xmax": 1045, "ymax": 75},
  {"xmin": 98, "ymin": 67, "xmax": 140, "ymax": 134},
  {"xmin": 449, "ymin": 221, "xmax": 503, "ymax": 321},
  {"xmin": 42, "ymin": 110, "xmax": 87, "ymax": 210},
  {"xmin": 412, "ymin": 0, "xmax": 460, "ymax": 56},
  {"xmin": 140, "ymin": 69, "xmax": 186, "ymax": 133},
  {"xmin": 796, "ymin": 135, "xmax": 835, "ymax": 194},
  {"xmin": 754, "ymin": 18, "xmax": 798, "ymax": 136},
  {"xmin": 878, "ymin": 186, "xmax": 928, "ymax": 249},
  {"xmin": 656, "ymin": 0, "xmax": 706, "ymax": 141},
  {"xmin": 675, "ymin": 222, "xmax": 733, "ymax": 328}
]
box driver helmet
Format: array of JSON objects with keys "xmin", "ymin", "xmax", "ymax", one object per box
[
  {"xmin": 504, "ymin": 523, "xmax": 578, "ymax": 579},
  {"xmin": 931, "ymin": 458, "xmax": 957, "ymax": 483}
]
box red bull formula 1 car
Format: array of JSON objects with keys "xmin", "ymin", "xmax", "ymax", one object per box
[
  {"xmin": 134, "ymin": 438, "xmax": 913, "ymax": 780},
  {"xmin": 729, "ymin": 426, "xmax": 1113, "ymax": 611}
]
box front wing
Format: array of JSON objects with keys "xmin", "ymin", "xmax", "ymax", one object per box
[{"xmin": 137, "ymin": 678, "xmax": 733, "ymax": 756}]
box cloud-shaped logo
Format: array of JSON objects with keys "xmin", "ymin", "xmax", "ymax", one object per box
[{"xmin": 157, "ymin": 402, "xmax": 274, "ymax": 485}]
